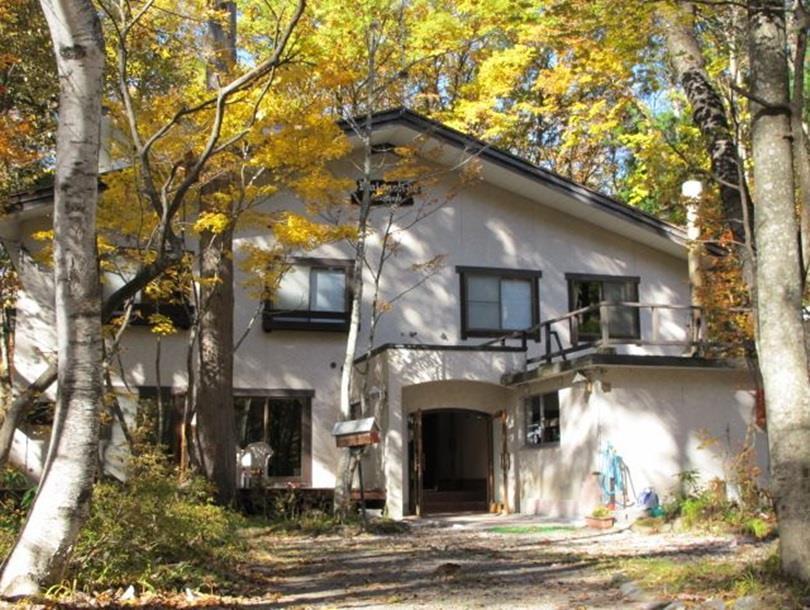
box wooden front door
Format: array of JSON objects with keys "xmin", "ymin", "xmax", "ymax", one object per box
[
  {"xmin": 492, "ymin": 411, "xmax": 512, "ymax": 512},
  {"xmin": 408, "ymin": 409, "xmax": 424, "ymax": 516}
]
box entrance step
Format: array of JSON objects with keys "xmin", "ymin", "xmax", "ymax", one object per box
[
  {"xmin": 423, "ymin": 500, "xmax": 489, "ymax": 514},
  {"xmin": 423, "ymin": 490, "xmax": 488, "ymax": 514},
  {"xmin": 423, "ymin": 490, "xmax": 485, "ymax": 503}
]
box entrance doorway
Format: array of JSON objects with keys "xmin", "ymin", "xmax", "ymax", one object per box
[{"xmin": 408, "ymin": 409, "xmax": 493, "ymax": 515}]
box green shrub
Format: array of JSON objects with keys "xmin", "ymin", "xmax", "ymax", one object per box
[
  {"xmin": 680, "ymin": 495, "xmax": 712, "ymax": 528},
  {"xmin": 68, "ymin": 449, "xmax": 245, "ymax": 593},
  {"xmin": 740, "ymin": 516, "xmax": 775, "ymax": 540},
  {"xmin": 0, "ymin": 468, "xmax": 36, "ymax": 558}
]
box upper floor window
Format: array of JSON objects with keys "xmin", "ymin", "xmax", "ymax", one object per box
[
  {"xmin": 263, "ymin": 258, "xmax": 352, "ymax": 332},
  {"xmin": 103, "ymin": 256, "xmax": 193, "ymax": 330},
  {"xmin": 566, "ymin": 273, "xmax": 640, "ymax": 341},
  {"xmin": 351, "ymin": 179, "xmax": 416, "ymax": 207},
  {"xmin": 234, "ymin": 391, "xmax": 312, "ymax": 483},
  {"xmin": 457, "ymin": 266, "xmax": 541, "ymax": 340},
  {"xmin": 524, "ymin": 391, "xmax": 560, "ymax": 447}
]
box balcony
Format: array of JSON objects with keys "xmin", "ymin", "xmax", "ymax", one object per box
[{"xmin": 533, "ymin": 301, "xmax": 706, "ymax": 364}]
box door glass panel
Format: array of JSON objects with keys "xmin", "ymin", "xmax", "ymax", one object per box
[
  {"xmin": 604, "ymin": 281, "xmax": 637, "ymax": 337},
  {"xmin": 267, "ymin": 398, "xmax": 302, "ymax": 477},
  {"xmin": 310, "ymin": 268, "xmax": 345, "ymax": 312},
  {"xmin": 468, "ymin": 302, "xmax": 500, "ymax": 329},
  {"xmin": 572, "ymin": 280, "xmax": 602, "ymax": 337},
  {"xmin": 235, "ymin": 397, "xmax": 266, "ymax": 447},
  {"xmin": 276, "ymin": 265, "xmax": 309, "ymax": 310},
  {"xmin": 467, "ymin": 275, "xmax": 500, "ymax": 329},
  {"xmin": 501, "ymin": 279, "xmax": 531, "ymax": 330},
  {"xmin": 541, "ymin": 392, "xmax": 561, "ymax": 443},
  {"xmin": 525, "ymin": 396, "xmax": 542, "ymax": 445},
  {"xmin": 103, "ymin": 260, "xmax": 140, "ymax": 301},
  {"xmin": 467, "ymin": 275, "xmax": 499, "ymax": 302}
]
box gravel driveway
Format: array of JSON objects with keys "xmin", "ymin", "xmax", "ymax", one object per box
[{"xmin": 236, "ymin": 514, "xmax": 768, "ymax": 609}]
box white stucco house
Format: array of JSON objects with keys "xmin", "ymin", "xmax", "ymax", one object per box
[{"xmin": 0, "ymin": 108, "xmax": 767, "ymax": 519}]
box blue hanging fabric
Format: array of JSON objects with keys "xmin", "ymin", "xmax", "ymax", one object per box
[{"xmin": 598, "ymin": 442, "xmax": 627, "ymax": 505}]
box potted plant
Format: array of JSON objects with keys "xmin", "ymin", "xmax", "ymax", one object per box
[{"xmin": 585, "ymin": 505, "xmax": 615, "ymax": 529}]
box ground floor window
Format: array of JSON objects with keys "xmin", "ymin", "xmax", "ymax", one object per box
[
  {"xmin": 137, "ymin": 386, "xmax": 183, "ymax": 459},
  {"xmin": 524, "ymin": 391, "xmax": 560, "ymax": 446},
  {"xmin": 234, "ymin": 391, "xmax": 312, "ymax": 482}
]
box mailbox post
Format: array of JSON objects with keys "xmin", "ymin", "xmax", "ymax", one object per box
[{"xmin": 331, "ymin": 417, "xmax": 380, "ymax": 524}]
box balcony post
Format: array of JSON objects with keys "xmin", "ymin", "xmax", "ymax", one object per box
[{"xmin": 599, "ymin": 303, "xmax": 610, "ymax": 350}]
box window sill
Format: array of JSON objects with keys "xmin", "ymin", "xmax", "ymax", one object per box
[
  {"xmin": 115, "ymin": 303, "xmax": 194, "ymax": 330},
  {"xmin": 576, "ymin": 335, "xmax": 641, "ymax": 342},
  {"xmin": 462, "ymin": 328, "xmax": 541, "ymax": 342},
  {"xmin": 263, "ymin": 311, "xmax": 349, "ymax": 332}
]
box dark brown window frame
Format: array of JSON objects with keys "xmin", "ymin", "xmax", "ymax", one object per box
[
  {"xmin": 234, "ymin": 388, "xmax": 313, "ymax": 486},
  {"xmin": 136, "ymin": 386, "xmax": 186, "ymax": 461},
  {"xmin": 263, "ymin": 258, "xmax": 354, "ymax": 332},
  {"xmin": 523, "ymin": 390, "xmax": 561, "ymax": 448},
  {"xmin": 457, "ymin": 266, "xmax": 542, "ymax": 341},
  {"xmin": 107, "ymin": 250, "xmax": 195, "ymax": 330},
  {"xmin": 565, "ymin": 273, "xmax": 641, "ymax": 341}
]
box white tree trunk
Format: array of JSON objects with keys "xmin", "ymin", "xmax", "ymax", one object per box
[
  {"xmin": 0, "ymin": 0, "xmax": 104, "ymax": 597},
  {"xmin": 748, "ymin": 0, "xmax": 810, "ymax": 582},
  {"xmin": 334, "ymin": 22, "xmax": 379, "ymax": 517}
]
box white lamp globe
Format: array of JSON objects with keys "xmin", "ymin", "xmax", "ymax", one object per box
[{"xmin": 681, "ymin": 180, "xmax": 703, "ymax": 199}]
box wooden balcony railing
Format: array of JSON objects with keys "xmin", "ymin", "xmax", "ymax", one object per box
[
  {"xmin": 475, "ymin": 301, "xmax": 709, "ymax": 364},
  {"xmin": 530, "ymin": 301, "xmax": 705, "ymax": 364}
]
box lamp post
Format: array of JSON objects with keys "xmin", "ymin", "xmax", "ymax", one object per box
[{"xmin": 682, "ymin": 180, "xmax": 704, "ymax": 353}]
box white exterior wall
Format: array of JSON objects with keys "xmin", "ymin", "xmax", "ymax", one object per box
[
  {"xmin": 514, "ymin": 367, "xmax": 766, "ymax": 518},
  {"xmin": 4, "ymin": 138, "xmax": 719, "ymax": 505}
]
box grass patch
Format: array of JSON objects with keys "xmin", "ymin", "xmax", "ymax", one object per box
[
  {"xmin": 260, "ymin": 511, "xmax": 410, "ymax": 537},
  {"xmin": 609, "ymin": 551, "xmax": 810, "ymax": 608},
  {"xmin": 489, "ymin": 524, "xmax": 577, "ymax": 535}
]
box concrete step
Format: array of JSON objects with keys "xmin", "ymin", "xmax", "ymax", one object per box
[{"xmin": 423, "ymin": 500, "xmax": 489, "ymax": 515}]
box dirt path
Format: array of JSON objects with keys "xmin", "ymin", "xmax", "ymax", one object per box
[{"xmin": 233, "ymin": 516, "xmax": 769, "ymax": 609}]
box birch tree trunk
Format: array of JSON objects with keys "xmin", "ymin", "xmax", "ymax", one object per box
[
  {"xmin": 0, "ymin": 0, "xmax": 104, "ymax": 596},
  {"xmin": 789, "ymin": 1, "xmax": 810, "ymax": 276},
  {"xmin": 748, "ymin": 0, "xmax": 810, "ymax": 582},
  {"xmin": 334, "ymin": 27, "xmax": 378, "ymax": 515},
  {"xmin": 658, "ymin": 3, "xmax": 756, "ymax": 284},
  {"xmin": 193, "ymin": 0, "xmax": 237, "ymax": 505},
  {"xmin": 334, "ymin": 133, "xmax": 372, "ymax": 516}
]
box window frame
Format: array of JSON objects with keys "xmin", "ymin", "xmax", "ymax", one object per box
[
  {"xmin": 233, "ymin": 388, "xmax": 313, "ymax": 486},
  {"xmin": 565, "ymin": 273, "xmax": 641, "ymax": 342},
  {"xmin": 105, "ymin": 251, "xmax": 195, "ymax": 330},
  {"xmin": 523, "ymin": 391, "xmax": 561, "ymax": 448},
  {"xmin": 457, "ymin": 266, "xmax": 542, "ymax": 341},
  {"xmin": 137, "ymin": 386, "xmax": 185, "ymax": 460},
  {"xmin": 263, "ymin": 258, "xmax": 353, "ymax": 332}
]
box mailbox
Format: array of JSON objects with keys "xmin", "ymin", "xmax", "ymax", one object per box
[{"xmin": 332, "ymin": 417, "xmax": 380, "ymax": 448}]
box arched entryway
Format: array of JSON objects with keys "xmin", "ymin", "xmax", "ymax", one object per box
[{"xmin": 409, "ymin": 408, "xmax": 493, "ymax": 515}]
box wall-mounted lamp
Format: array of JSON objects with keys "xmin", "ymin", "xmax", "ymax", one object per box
[
  {"xmin": 571, "ymin": 370, "xmax": 593, "ymax": 392},
  {"xmin": 681, "ymin": 179, "xmax": 704, "ymax": 200},
  {"xmin": 572, "ymin": 369, "xmax": 611, "ymax": 393}
]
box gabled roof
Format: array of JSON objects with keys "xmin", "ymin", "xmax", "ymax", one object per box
[{"xmin": 341, "ymin": 108, "xmax": 687, "ymax": 257}]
